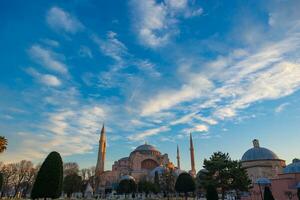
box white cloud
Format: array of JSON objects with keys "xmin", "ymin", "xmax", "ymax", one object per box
[
  {"xmin": 141, "ymin": 76, "xmax": 213, "ymax": 116},
  {"xmin": 26, "ymin": 68, "xmax": 61, "ymax": 87},
  {"xmin": 130, "ymin": 0, "xmax": 202, "ymax": 48},
  {"xmin": 46, "ymin": 7, "xmax": 84, "ymax": 34},
  {"xmin": 138, "ymin": 22, "xmax": 300, "ymax": 140},
  {"xmin": 128, "ymin": 126, "xmax": 170, "ymax": 141},
  {"xmin": 28, "ymin": 45, "xmax": 68, "ymax": 74},
  {"xmin": 193, "ymin": 124, "xmax": 208, "ymax": 132}
]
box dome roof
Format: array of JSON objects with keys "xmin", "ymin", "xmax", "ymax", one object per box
[
  {"xmin": 133, "ymin": 143, "xmax": 160, "ymax": 153},
  {"xmin": 241, "ymin": 139, "xmax": 279, "ymax": 162},
  {"xmin": 283, "ymin": 159, "xmax": 300, "ymax": 174}
]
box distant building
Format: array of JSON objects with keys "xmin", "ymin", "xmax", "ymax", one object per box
[{"xmin": 94, "ymin": 125, "xmax": 197, "ymax": 192}]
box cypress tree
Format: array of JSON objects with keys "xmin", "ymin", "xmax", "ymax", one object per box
[
  {"xmin": 175, "ymin": 172, "xmax": 196, "ymax": 200},
  {"xmin": 31, "ymin": 151, "xmax": 63, "ymax": 199},
  {"xmin": 263, "ymin": 186, "xmax": 275, "ymax": 200}
]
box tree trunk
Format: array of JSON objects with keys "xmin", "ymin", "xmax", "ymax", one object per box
[{"xmin": 185, "ymin": 192, "xmax": 188, "ymax": 200}]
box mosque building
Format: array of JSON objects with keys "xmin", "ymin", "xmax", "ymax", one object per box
[{"xmin": 95, "ymin": 125, "xmax": 196, "ymax": 192}]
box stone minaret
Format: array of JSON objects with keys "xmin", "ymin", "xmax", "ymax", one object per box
[
  {"xmin": 189, "ymin": 133, "xmax": 196, "ymax": 177},
  {"xmin": 177, "ymin": 144, "xmax": 181, "ymax": 169},
  {"xmin": 96, "ymin": 124, "xmax": 106, "ymax": 175}
]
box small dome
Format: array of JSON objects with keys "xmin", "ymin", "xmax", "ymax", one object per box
[
  {"xmin": 150, "ymin": 166, "xmax": 166, "ymax": 177},
  {"xmin": 120, "ymin": 175, "xmax": 135, "ymax": 181},
  {"xmin": 134, "ymin": 143, "xmax": 158, "ymax": 151},
  {"xmin": 283, "ymin": 159, "xmax": 300, "ymax": 174},
  {"xmin": 242, "ymin": 139, "xmax": 279, "ymax": 162}
]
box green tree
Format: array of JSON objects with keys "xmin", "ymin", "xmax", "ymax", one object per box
[
  {"xmin": 175, "ymin": 172, "xmax": 196, "ymax": 200},
  {"xmin": 263, "ymin": 186, "xmax": 275, "ymax": 200},
  {"xmin": 31, "ymin": 151, "xmax": 63, "ymax": 199},
  {"xmin": 201, "ymin": 152, "xmax": 251, "ymax": 200},
  {"xmin": 230, "ymin": 160, "xmax": 251, "ymax": 198},
  {"xmin": 63, "ymin": 174, "xmax": 82, "ymax": 198},
  {"xmin": 206, "ymin": 185, "xmax": 218, "ymax": 200},
  {"xmin": 0, "ymin": 136, "xmax": 7, "ymax": 153},
  {"xmin": 117, "ymin": 179, "xmax": 136, "ymax": 195}
]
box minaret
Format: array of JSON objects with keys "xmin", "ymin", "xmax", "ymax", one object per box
[
  {"xmin": 189, "ymin": 132, "xmax": 196, "ymax": 177},
  {"xmin": 96, "ymin": 124, "xmax": 106, "ymax": 175},
  {"xmin": 177, "ymin": 145, "xmax": 181, "ymax": 169}
]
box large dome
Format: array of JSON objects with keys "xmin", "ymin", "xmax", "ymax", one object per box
[
  {"xmin": 283, "ymin": 159, "xmax": 300, "ymax": 174},
  {"xmin": 132, "ymin": 143, "xmax": 161, "ymax": 155},
  {"xmin": 241, "ymin": 139, "xmax": 279, "ymax": 162}
]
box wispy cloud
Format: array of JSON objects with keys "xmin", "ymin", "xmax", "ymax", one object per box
[
  {"xmin": 91, "ymin": 31, "xmax": 160, "ymax": 88},
  {"xmin": 2, "ymin": 104, "xmax": 106, "ymax": 163},
  {"xmin": 128, "ymin": 125, "xmax": 170, "ymax": 141},
  {"xmin": 130, "ymin": 0, "xmax": 202, "ymax": 48},
  {"xmin": 26, "ymin": 67, "xmax": 62, "ymax": 87},
  {"xmin": 135, "ymin": 20, "xmax": 300, "ymax": 141},
  {"xmin": 46, "ymin": 7, "xmax": 84, "ymax": 34},
  {"xmin": 28, "ymin": 45, "xmax": 68, "ymax": 74},
  {"xmin": 275, "ymin": 102, "xmax": 290, "ymax": 113}
]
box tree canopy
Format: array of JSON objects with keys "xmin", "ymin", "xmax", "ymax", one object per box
[
  {"xmin": 117, "ymin": 179, "xmax": 136, "ymax": 194},
  {"xmin": 63, "ymin": 173, "xmax": 82, "ymax": 197},
  {"xmin": 200, "ymin": 151, "xmax": 251, "ymax": 200},
  {"xmin": 31, "ymin": 151, "xmax": 63, "ymax": 199},
  {"xmin": 175, "ymin": 172, "xmax": 195, "ymax": 200}
]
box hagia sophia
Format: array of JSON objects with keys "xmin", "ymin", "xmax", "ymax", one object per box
[
  {"xmin": 95, "ymin": 125, "xmax": 196, "ymax": 191},
  {"xmin": 94, "ymin": 125, "xmax": 300, "ymax": 199}
]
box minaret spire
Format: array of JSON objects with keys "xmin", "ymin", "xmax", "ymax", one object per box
[
  {"xmin": 96, "ymin": 124, "xmax": 106, "ymax": 175},
  {"xmin": 177, "ymin": 144, "xmax": 181, "ymax": 169},
  {"xmin": 189, "ymin": 132, "xmax": 196, "ymax": 177}
]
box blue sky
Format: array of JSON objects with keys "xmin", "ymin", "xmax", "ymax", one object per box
[{"xmin": 1, "ymin": 0, "xmax": 300, "ymax": 171}]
